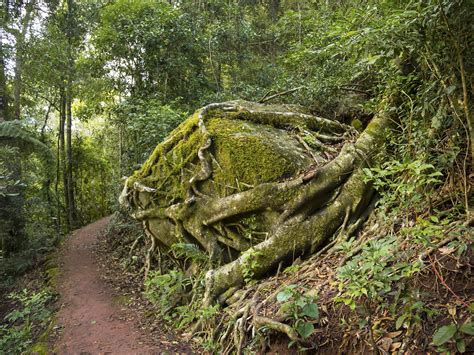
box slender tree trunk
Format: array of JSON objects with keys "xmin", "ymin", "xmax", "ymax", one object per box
[
  {"xmin": 59, "ymin": 90, "xmax": 70, "ymax": 230},
  {"xmin": 118, "ymin": 122, "xmax": 123, "ymax": 176},
  {"xmin": 66, "ymin": 93, "xmax": 78, "ymax": 227},
  {"xmin": 55, "ymin": 121, "xmax": 62, "ymax": 233},
  {"xmin": 0, "ymin": 34, "xmax": 8, "ymax": 123},
  {"xmin": 12, "ymin": 0, "xmax": 36, "ymax": 120},
  {"xmin": 62, "ymin": 0, "xmax": 79, "ymax": 228},
  {"xmin": 13, "ymin": 46, "xmax": 22, "ymax": 120}
]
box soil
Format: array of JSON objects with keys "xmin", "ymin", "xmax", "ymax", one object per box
[{"xmin": 54, "ymin": 216, "xmax": 193, "ymax": 354}]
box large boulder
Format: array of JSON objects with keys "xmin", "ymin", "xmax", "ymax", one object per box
[
  {"xmin": 122, "ymin": 101, "xmax": 347, "ymax": 252},
  {"xmin": 121, "ymin": 100, "xmax": 390, "ymax": 302}
]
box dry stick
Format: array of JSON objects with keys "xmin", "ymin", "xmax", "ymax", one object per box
[
  {"xmin": 419, "ymin": 217, "xmax": 472, "ymax": 261},
  {"xmin": 428, "ymin": 254, "xmax": 469, "ymax": 308},
  {"xmin": 258, "ymin": 89, "xmax": 277, "ymax": 103},
  {"xmin": 339, "ymin": 86, "xmax": 371, "ymax": 96},
  {"xmin": 419, "ymin": 234, "xmax": 459, "ymax": 261},
  {"xmin": 128, "ymin": 235, "xmax": 143, "ymax": 256},
  {"xmin": 259, "ymin": 86, "xmax": 305, "ymax": 103}
]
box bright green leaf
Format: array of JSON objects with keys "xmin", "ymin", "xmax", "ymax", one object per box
[
  {"xmin": 432, "ymin": 324, "xmax": 457, "ymax": 346},
  {"xmin": 277, "ymin": 290, "xmax": 292, "ymax": 302}
]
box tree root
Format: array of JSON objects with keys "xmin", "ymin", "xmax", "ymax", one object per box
[
  {"xmin": 203, "ymin": 111, "xmax": 391, "ymax": 303},
  {"xmin": 253, "ymin": 316, "xmax": 301, "ymax": 343},
  {"xmin": 125, "ymin": 101, "xmax": 393, "ymax": 305}
]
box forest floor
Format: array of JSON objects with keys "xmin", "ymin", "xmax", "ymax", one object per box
[{"xmin": 52, "ymin": 216, "xmax": 193, "ymax": 354}]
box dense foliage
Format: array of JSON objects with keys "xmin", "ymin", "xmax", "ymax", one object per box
[{"xmin": 0, "ymin": 0, "xmax": 472, "ymax": 352}]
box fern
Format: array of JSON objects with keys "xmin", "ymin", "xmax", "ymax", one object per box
[{"xmin": 0, "ymin": 121, "xmax": 54, "ymax": 167}]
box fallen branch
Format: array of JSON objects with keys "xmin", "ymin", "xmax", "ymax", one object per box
[{"xmin": 258, "ymin": 86, "xmax": 305, "ymax": 103}]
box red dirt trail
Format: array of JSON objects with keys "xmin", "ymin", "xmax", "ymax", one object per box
[{"xmin": 54, "ymin": 217, "xmax": 159, "ymax": 354}]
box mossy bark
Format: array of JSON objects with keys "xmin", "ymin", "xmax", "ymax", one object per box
[{"xmin": 122, "ymin": 100, "xmax": 391, "ymax": 303}]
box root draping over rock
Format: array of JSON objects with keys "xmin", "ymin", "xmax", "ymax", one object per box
[{"xmin": 120, "ymin": 100, "xmax": 391, "ymax": 303}]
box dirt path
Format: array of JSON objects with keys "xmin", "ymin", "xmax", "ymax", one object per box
[{"xmin": 54, "ymin": 217, "xmax": 161, "ymax": 354}]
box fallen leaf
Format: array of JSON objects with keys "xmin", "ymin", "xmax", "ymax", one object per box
[
  {"xmin": 390, "ymin": 342, "xmax": 402, "ymax": 351},
  {"xmin": 448, "ymin": 305, "xmax": 456, "ymax": 317},
  {"xmin": 387, "ymin": 330, "xmax": 403, "ymax": 338},
  {"xmin": 439, "ymin": 247, "xmax": 455, "ymax": 255},
  {"xmin": 378, "ymin": 337, "xmax": 393, "ymax": 352}
]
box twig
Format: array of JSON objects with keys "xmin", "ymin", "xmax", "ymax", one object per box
[
  {"xmin": 295, "ymin": 134, "xmax": 322, "ymax": 165},
  {"xmin": 419, "ymin": 218, "xmax": 470, "ymax": 261},
  {"xmin": 258, "ymin": 86, "xmax": 305, "ymax": 103},
  {"xmin": 339, "ymin": 86, "xmax": 371, "ymax": 96},
  {"xmin": 428, "ymin": 254, "xmax": 469, "ymax": 307},
  {"xmin": 128, "ymin": 235, "xmax": 143, "ymax": 256}
]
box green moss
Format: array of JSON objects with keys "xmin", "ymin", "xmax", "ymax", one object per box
[
  {"xmin": 128, "ymin": 107, "xmax": 312, "ymax": 205},
  {"xmin": 206, "ymin": 117, "xmax": 311, "ymax": 197},
  {"xmin": 127, "ymin": 111, "xmax": 204, "ymax": 206},
  {"xmin": 30, "ymin": 313, "xmax": 56, "ymax": 354}
]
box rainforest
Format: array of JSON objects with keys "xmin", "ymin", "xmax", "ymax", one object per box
[{"xmin": 0, "ymin": 0, "xmax": 473, "ymax": 353}]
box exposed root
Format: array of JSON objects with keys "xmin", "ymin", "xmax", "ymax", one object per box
[
  {"xmin": 253, "ymin": 316, "xmax": 301, "ymax": 343},
  {"xmin": 187, "ymin": 103, "xmax": 237, "ymax": 201},
  {"xmin": 143, "ymin": 222, "xmax": 156, "ymax": 280},
  {"xmin": 124, "ymin": 102, "xmax": 392, "ymax": 305},
  {"xmin": 128, "ymin": 235, "xmax": 143, "ymax": 256}
]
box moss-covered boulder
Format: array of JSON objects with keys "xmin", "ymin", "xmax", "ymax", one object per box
[
  {"xmin": 123, "ymin": 101, "xmax": 349, "ymax": 254},
  {"xmin": 121, "ymin": 100, "xmax": 393, "ymax": 301},
  {"xmin": 127, "ymin": 102, "xmax": 315, "ymax": 207}
]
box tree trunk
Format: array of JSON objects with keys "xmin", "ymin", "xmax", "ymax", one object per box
[
  {"xmin": 12, "ymin": 0, "xmax": 36, "ymax": 120},
  {"xmin": 59, "ymin": 89, "xmax": 70, "ymax": 230},
  {"xmin": 66, "ymin": 95, "xmax": 78, "ymax": 228},
  {"xmin": 0, "ymin": 33, "xmax": 8, "ymax": 123}
]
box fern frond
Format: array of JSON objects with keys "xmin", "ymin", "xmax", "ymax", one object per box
[{"xmin": 0, "ymin": 121, "xmax": 54, "ymax": 167}]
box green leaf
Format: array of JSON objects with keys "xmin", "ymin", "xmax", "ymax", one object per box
[
  {"xmin": 277, "ymin": 302, "xmax": 293, "ymax": 317},
  {"xmin": 396, "ymin": 313, "xmax": 409, "ymax": 330},
  {"xmin": 302, "ymin": 303, "xmax": 319, "ymax": 319},
  {"xmin": 295, "ymin": 321, "xmax": 314, "ymax": 338},
  {"xmin": 456, "ymin": 339, "xmax": 466, "ymax": 353},
  {"xmin": 295, "ymin": 298, "xmax": 306, "ymax": 308},
  {"xmin": 459, "ymin": 322, "xmax": 474, "ymax": 335},
  {"xmin": 277, "ymin": 290, "xmax": 292, "ymax": 302},
  {"xmin": 432, "ymin": 324, "xmax": 457, "ymax": 345},
  {"xmin": 447, "ymin": 85, "xmax": 456, "ymax": 95}
]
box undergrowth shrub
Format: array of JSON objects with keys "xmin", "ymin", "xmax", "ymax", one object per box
[{"xmin": 0, "ymin": 289, "xmax": 53, "ymax": 354}]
